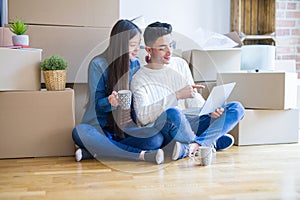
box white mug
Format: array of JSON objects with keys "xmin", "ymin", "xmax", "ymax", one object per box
[{"xmin": 118, "ymin": 90, "xmax": 132, "ymax": 110}]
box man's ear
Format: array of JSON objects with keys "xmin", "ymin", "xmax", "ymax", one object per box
[{"xmin": 145, "ymin": 46, "xmax": 152, "ymax": 54}]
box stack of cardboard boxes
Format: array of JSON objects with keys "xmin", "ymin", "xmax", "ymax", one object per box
[
  {"xmin": 8, "ymin": 0, "xmax": 121, "ymax": 125},
  {"xmin": 217, "ymin": 72, "xmax": 299, "ymax": 146},
  {"xmin": 0, "ymin": 32, "xmax": 75, "ymax": 158},
  {"xmin": 182, "ymin": 40, "xmax": 299, "ymax": 146},
  {"xmin": 8, "ymin": 0, "xmax": 116, "ymax": 83}
]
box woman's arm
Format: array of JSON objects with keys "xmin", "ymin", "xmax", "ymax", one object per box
[{"xmin": 90, "ymin": 57, "xmax": 115, "ymax": 113}]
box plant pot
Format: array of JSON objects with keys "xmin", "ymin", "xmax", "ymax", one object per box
[
  {"xmin": 12, "ymin": 35, "xmax": 29, "ymax": 46},
  {"xmin": 43, "ymin": 70, "xmax": 66, "ymax": 91}
]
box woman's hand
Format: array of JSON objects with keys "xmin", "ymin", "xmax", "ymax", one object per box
[
  {"xmin": 210, "ymin": 107, "xmax": 224, "ymax": 119},
  {"xmin": 108, "ymin": 91, "xmax": 119, "ymax": 107}
]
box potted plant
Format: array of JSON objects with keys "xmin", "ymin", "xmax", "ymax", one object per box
[
  {"xmin": 40, "ymin": 55, "xmax": 68, "ymax": 91},
  {"xmin": 9, "ymin": 18, "xmax": 29, "ymax": 46}
]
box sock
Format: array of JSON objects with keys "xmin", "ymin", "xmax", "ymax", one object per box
[
  {"xmin": 144, "ymin": 149, "xmax": 164, "ymax": 165},
  {"xmin": 139, "ymin": 150, "xmax": 146, "ymax": 160},
  {"xmin": 75, "ymin": 148, "xmax": 94, "ymax": 162},
  {"xmin": 75, "ymin": 148, "xmax": 83, "ymax": 162}
]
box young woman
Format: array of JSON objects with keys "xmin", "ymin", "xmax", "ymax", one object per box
[{"xmin": 72, "ymin": 19, "xmax": 164, "ymax": 164}]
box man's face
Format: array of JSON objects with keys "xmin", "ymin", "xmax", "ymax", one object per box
[{"xmin": 149, "ymin": 34, "xmax": 174, "ymax": 65}]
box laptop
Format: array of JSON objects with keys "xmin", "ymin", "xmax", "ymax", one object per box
[{"xmin": 182, "ymin": 82, "xmax": 236, "ymax": 116}]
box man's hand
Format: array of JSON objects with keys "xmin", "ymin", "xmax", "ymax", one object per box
[
  {"xmin": 210, "ymin": 107, "xmax": 224, "ymax": 118},
  {"xmin": 175, "ymin": 85, "xmax": 205, "ymax": 99}
]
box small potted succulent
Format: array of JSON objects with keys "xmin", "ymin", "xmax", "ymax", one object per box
[
  {"xmin": 40, "ymin": 55, "xmax": 68, "ymax": 91},
  {"xmin": 9, "ymin": 18, "xmax": 29, "ymax": 46}
]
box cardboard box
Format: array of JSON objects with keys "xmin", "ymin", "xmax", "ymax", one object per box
[
  {"xmin": 182, "ymin": 48, "xmax": 241, "ymax": 82},
  {"xmin": 0, "ymin": 48, "xmax": 42, "ymax": 91},
  {"xmin": 8, "ymin": 0, "xmax": 119, "ymax": 27},
  {"xmin": 195, "ymin": 81, "xmax": 216, "ymax": 100},
  {"xmin": 217, "ymin": 72, "xmax": 298, "ymax": 110},
  {"xmin": 0, "ymin": 89, "xmax": 75, "ymax": 158},
  {"xmin": 27, "ymin": 25, "xmax": 111, "ymax": 83},
  {"xmin": 229, "ymin": 109, "xmax": 299, "ymax": 146},
  {"xmin": 73, "ymin": 83, "xmax": 88, "ymax": 125},
  {"xmin": 0, "ymin": 27, "xmax": 13, "ymax": 46}
]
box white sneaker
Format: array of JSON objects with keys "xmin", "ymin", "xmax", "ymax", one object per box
[
  {"xmin": 214, "ymin": 134, "xmax": 234, "ymax": 151},
  {"xmin": 172, "ymin": 142, "xmax": 190, "ymax": 160}
]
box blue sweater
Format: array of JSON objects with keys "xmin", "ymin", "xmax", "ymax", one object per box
[{"xmin": 81, "ymin": 54, "xmax": 140, "ymax": 132}]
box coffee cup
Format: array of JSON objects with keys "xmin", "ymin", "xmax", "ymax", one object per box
[
  {"xmin": 118, "ymin": 90, "xmax": 132, "ymax": 110},
  {"xmin": 195, "ymin": 146, "xmax": 213, "ymax": 166}
]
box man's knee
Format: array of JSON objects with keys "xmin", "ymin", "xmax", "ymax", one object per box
[
  {"xmin": 165, "ymin": 107, "xmax": 183, "ymax": 119},
  {"xmin": 227, "ymin": 101, "xmax": 245, "ymax": 121}
]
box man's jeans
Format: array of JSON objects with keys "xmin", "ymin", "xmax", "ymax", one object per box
[{"xmin": 154, "ymin": 101, "xmax": 245, "ymax": 147}]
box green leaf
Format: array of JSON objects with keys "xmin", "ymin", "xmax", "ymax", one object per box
[
  {"xmin": 40, "ymin": 55, "xmax": 68, "ymax": 71},
  {"xmin": 9, "ymin": 19, "xmax": 28, "ymax": 35}
]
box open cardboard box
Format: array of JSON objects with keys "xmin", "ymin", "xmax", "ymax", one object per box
[{"xmin": 182, "ymin": 32, "xmax": 242, "ymax": 82}]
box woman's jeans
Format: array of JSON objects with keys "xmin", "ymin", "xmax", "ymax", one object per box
[{"xmin": 72, "ymin": 123, "xmax": 164, "ymax": 161}]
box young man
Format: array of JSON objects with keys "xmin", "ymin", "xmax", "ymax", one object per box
[{"xmin": 130, "ymin": 22, "xmax": 245, "ymax": 160}]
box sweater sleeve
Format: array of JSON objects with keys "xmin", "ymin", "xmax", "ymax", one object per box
[
  {"xmin": 92, "ymin": 58, "xmax": 115, "ymax": 114},
  {"xmin": 131, "ymin": 76, "xmax": 178, "ymax": 126}
]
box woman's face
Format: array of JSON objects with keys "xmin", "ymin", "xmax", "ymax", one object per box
[{"xmin": 128, "ymin": 33, "xmax": 141, "ymax": 60}]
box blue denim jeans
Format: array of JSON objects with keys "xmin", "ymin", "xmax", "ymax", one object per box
[
  {"xmin": 186, "ymin": 101, "xmax": 245, "ymax": 146},
  {"xmin": 72, "ymin": 123, "xmax": 164, "ymax": 161},
  {"xmin": 152, "ymin": 102, "xmax": 245, "ymax": 147},
  {"xmin": 153, "ymin": 107, "xmax": 196, "ymax": 146}
]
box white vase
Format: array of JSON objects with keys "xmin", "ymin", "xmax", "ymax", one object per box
[{"xmin": 12, "ymin": 35, "xmax": 29, "ymax": 46}]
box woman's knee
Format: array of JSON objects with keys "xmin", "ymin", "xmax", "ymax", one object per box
[
  {"xmin": 148, "ymin": 133, "xmax": 164, "ymax": 149},
  {"xmin": 72, "ymin": 124, "xmax": 84, "ymax": 147},
  {"xmin": 72, "ymin": 124, "xmax": 97, "ymax": 148}
]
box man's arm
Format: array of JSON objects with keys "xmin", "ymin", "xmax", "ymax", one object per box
[
  {"xmin": 131, "ymin": 82, "xmax": 178, "ymax": 126},
  {"xmin": 173, "ymin": 57, "xmax": 206, "ymax": 107}
]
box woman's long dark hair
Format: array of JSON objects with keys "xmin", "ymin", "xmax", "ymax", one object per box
[{"xmin": 106, "ymin": 19, "xmax": 141, "ymax": 138}]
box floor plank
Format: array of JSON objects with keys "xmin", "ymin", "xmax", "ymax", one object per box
[{"xmin": 0, "ymin": 142, "xmax": 300, "ymax": 200}]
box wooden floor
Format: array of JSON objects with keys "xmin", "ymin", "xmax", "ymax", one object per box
[{"xmin": 1, "ymin": 141, "xmax": 300, "ymax": 200}]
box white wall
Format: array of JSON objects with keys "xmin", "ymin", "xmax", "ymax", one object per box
[{"xmin": 120, "ymin": 0, "xmax": 230, "ymax": 36}]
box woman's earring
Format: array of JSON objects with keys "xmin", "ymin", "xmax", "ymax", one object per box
[{"xmin": 145, "ymin": 54, "xmax": 151, "ymax": 63}]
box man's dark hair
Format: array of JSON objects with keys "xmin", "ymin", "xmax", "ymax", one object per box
[{"xmin": 143, "ymin": 21, "xmax": 172, "ymax": 47}]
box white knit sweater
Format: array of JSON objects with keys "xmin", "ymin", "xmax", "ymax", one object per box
[{"xmin": 130, "ymin": 57, "xmax": 205, "ymax": 126}]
